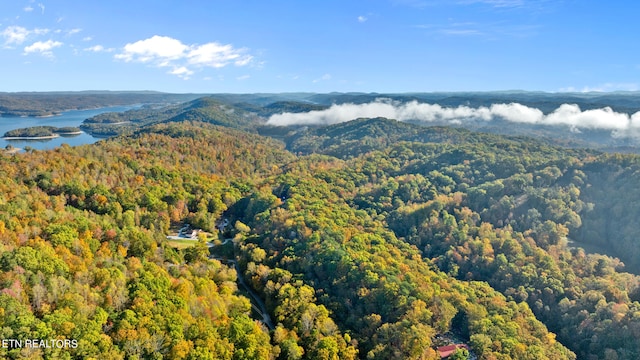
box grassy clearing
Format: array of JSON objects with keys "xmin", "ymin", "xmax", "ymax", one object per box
[{"xmin": 167, "ymin": 238, "xmax": 199, "ymax": 249}]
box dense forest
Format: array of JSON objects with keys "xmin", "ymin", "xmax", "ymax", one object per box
[
  {"xmin": 3, "ymin": 95, "xmax": 640, "ymax": 359},
  {"xmin": 80, "ymin": 98, "xmax": 262, "ymax": 137}
]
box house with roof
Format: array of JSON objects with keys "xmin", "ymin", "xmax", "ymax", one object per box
[{"xmin": 437, "ymin": 344, "xmax": 470, "ymax": 359}]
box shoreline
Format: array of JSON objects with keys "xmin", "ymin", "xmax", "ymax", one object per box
[
  {"xmin": 3, "ymin": 130, "xmax": 83, "ymax": 140},
  {"xmin": 57, "ymin": 131, "xmax": 83, "ymax": 135},
  {"xmin": 1, "ymin": 112, "xmax": 62, "ymax": 118},
  {"xmin": 3, "ymin": 134, "xmax": 60, "ymax": 140},
  {"xmin": 0, "ymin": 103, "xmax": 144, "ymax": 118},
  {"xmin": 82, "ymin": 120, "xmax": 131, "ymax": 125}
]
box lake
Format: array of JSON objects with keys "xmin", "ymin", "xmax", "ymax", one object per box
[{"xmin": 0, "ymin": 105, "xmax": 140, "ymax": 151}]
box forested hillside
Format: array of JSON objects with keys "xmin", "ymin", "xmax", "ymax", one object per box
[
  {"xmin": 280, "ymin": 118, "xmax": 640, "ymax": 359},
  {"xmin": 3, "ymin": 111, "xmax": 640, "ymax": 359},
  {"xmin": 80, "ymin": 97, "xmax": 262, "ymax": 137}
]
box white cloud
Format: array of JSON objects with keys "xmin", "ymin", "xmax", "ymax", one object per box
[
  {"xmin": 24, "ymin": 6, "xmax": 34, "ymax": 12},
  {"xmin": 67, "ymin": 28, "xmax": 82, "ymax": 35},
  {"xmin": 82, "ymin": 36, "xmax": 92, "ymax": 41},
  {"xmin": 266, "ymin": 99, "xmax": 640, "ymax": 138},
  {"xmin": 115, "ymin": 35, "xmax": 189, "ymax": 62},
  {"xmin": 1, "ymin": 26, "xmax": 50, "ymax": 46},
  {"xmin": 84, "ymin": 44, "xmax": 114, "ymax": 52},
  {"xmin": 84, "ymin": 45, "xmax": 103, "ymax": 52},
  {"xmin": 613, "ymin": 112, "xmax": 640, "ymax": 138},
  {"xmin": 38, "ymin": 3, "xmax": 45, "ymax": 14},
  {"xmin": 23, "ymin": 39, "xmax": 63, "ymax": 57},
  {"xmin": 187, "ymin": 42, "xmax": 252, "ymax": 68},
  {"xmin": 544, "ymin": 104, "xmax": 629, "ymax": 130},
  {"xmin": 2, "ymin": 26, "xmax": 30, "ymax": 45},
  {"xmin": 233, "ymin": 54, "xmax": 253, "ymax": 66},
  {"xmin": 236, "ymin": 74, "xmax": 250, "ymax": 81},
  {"xmin": 490, "ymin": 103, "xmax": 543, "ymax": 123},
  {"xmin": 169, "ymin": 66, "xmax": 194, "ymax": 79},
  {"xmin": 358, "ymin": 15, "xmax": 368, "ymax": 23},
  {"xmin": 115, "ymin": 35, "xmax": 253, "ymax": 78}
]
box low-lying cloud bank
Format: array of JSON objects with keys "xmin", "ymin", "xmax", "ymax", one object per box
[{"xmin": 266, "ymin": 99, "xmax": 640, "ymax": 137}]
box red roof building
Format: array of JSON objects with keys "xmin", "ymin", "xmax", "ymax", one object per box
[{"xmin": 437, "ymin": 344, "xmax": 470, "ymax": 359}]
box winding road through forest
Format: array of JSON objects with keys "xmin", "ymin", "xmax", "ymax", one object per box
[{"xmin": 209, "ymin": 240, "xmax": 274, "ymax": 330}]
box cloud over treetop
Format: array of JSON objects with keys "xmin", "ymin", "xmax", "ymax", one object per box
[{"xmin": 266, "ymin": 99, "xmax": 640, "ymax": 137}]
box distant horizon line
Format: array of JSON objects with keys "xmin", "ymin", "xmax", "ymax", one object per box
[{"xmin": 2, "ymin": 89, "xmax": 640, "ymax": 95}]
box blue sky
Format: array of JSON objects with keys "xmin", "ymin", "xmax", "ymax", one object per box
[{"xmin": 0, "ymin": 0, "xmax": 637, "ymax": 93}]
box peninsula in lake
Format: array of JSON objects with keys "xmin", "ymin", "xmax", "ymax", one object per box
[{"xmin": 3, "ymin": 126, "xmax": 81, "ymax": 139}]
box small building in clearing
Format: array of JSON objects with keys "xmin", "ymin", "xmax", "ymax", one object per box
[{"xmin": 437, "ymin": 344, "xmax": 470, "ymax": 359}]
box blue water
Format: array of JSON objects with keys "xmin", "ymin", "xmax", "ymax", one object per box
[{"xmin": 0, "ymin": 105, "xmax": 140, "ymax": 151}]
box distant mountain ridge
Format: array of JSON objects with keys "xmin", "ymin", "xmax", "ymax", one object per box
[
  {"xmin": 284, "ymin": 117, "xmax": 597, "ymax": 158},
  {"xmin": 7, "ymin": 90, "xmax": 640, "ymax": 151},
  {"xmin": 0, "ymin": 91, "xmax": 202, "ymax": 117}
]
